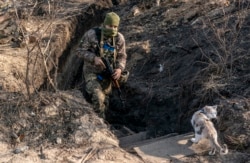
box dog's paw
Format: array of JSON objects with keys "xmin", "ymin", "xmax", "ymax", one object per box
[{"xmin": 190, "ymin": 138, "xmax": 197, "ymax": 143}]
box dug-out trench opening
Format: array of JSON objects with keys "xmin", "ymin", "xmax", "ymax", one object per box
[{"xmin": 55, "ymin": 9, "xmax": 193, "ymax": 140}]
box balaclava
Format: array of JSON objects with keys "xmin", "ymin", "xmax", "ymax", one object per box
[{"xmin": 103, "ymin": 12, "xmax": 120, "ymax": 37}]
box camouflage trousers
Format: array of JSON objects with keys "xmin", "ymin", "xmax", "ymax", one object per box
[{"xmin": 85, "ymin": 73, "xmax": 112, "ymax": 118}]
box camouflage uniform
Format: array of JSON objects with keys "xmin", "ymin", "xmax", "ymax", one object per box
[{"xmin": 76, "ymin": 28, "xmax": 127, "ymax": 118}]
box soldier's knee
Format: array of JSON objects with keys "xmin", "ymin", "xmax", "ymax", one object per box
[{"xmin": 93, "ymin": 89, "xmax": 105, "ymax": 102}]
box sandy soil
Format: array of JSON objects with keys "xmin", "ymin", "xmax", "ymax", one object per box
[{"xmin": 0, "ymin": 0, "xmax": 249, "ymax": 162}]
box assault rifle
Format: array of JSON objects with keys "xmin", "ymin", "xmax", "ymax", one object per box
[{"xmin": 101, "ymin": 57, "xmax": 125, "ymax": 107}]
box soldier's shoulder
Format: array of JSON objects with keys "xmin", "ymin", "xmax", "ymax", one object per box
[{"xmin": 117, "ymin": 32, "xmax": 125, "ymax": 41}]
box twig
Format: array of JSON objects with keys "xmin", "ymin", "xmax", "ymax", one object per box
[
  {"xmin": 81, "ymin": 148, "xmax": 96, "ymax": 163},
  {"xmin": 37, "ymin": 40, "xmax": 57, "ymax": 92},
  {"xmin": 123, "ymin": 126, "xmax": 135, "ymax": 135},
  {"xmin": 12, "ymin": 0, "xmax": 32, "ymax": 98}
]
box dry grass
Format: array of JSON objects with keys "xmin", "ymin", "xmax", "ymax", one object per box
[{"xmin": 191, "ymin": 0, "xmax": 249, "ymax": 103}]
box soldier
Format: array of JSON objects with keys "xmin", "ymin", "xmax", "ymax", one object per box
[{"xmin": 76, "ymin": 12, "xmax": 127, "ymax": 118}]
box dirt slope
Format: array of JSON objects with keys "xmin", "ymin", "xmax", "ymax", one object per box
[
  {"xmin": 109, "ymin": 0, "xmax": 250, "ymax": 152},
  {"xmin": 0, "ymin": 0, "xmax": 249, "ymax": 162}
]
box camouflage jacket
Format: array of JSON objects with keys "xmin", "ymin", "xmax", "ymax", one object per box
[{"xmin": 76, "ymin": 27, "xmax": 127, "ymax": 80}]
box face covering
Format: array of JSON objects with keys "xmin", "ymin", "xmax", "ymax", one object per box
[{"xmin": 102, "ymin": 27, "xmax": 118, "ymax": 37}]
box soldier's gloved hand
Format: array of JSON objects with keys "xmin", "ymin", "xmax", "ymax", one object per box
[
  {"xmin": 94, "ymin": 57, "xmax": 106, "ymax": 70},
  {"xmin": 112, "ymin": 68, "xmax": 122, "ymax": 80}
]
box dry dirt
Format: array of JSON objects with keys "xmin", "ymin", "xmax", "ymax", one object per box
[{"xmin": 0, "ymin": 0, "xmax": 250, "ymax": 162}]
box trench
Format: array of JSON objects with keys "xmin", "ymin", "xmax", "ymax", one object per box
[{"xmin": 53, "ymin": 1, "xmax": 193, "ymax": 141}]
